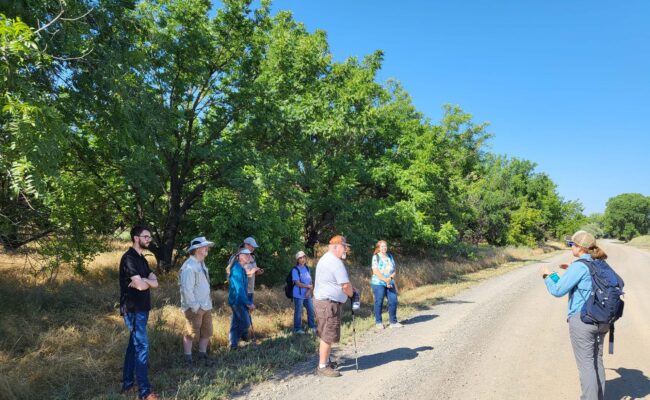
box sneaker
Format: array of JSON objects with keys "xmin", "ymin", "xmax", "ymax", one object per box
[
  {"xmin": 295, "ymin": 329, "xmax": 306, "ymax": 335},
  {"xmin": 375, "ymin": 323, "xmax": 384, "ymax": 329},
  {"xmin": 121, "ymin": 385, "xmax": 138, "ymax": 396},
  {"xmin": 141, "ymin": 393, "xmax": 160, "ymax": 400},
  {"xmin": 389, "ymin": 322, "xmax": 404, "ymax": 328},
  {"xmin": 316, "ymin": 365, "xmax": 341, "ymax": 377}
]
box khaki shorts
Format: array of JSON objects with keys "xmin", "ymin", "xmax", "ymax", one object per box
[
  {"xmin": 184, "ymin": 308, "xmax": 213, "ymax": 340},
  {"xmin": 314, "ymin": 299, "xmax": 342, "ymax": 344}
]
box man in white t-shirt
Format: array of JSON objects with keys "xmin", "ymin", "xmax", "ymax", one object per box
[{"xmin": 313, "ymin": 235, "xmax": 354, "ymax": 377}]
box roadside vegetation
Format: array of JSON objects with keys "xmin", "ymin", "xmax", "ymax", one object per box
[
  {"xmin": 628, "ymin": 235, "xmax": 650, "ymax": 251},
  {"xmin": 0, "ymin": 242, "xmax": 563, "ymax": 400}
]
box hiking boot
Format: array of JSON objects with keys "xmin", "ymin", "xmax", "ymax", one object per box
[
  {"xmin": 375, "ymin": 323, "xmax": 384, "ymax": 329},
  {"xmin": 141, "ymin": 392, "xmax": 160, "ymax": 400},
  {"xmin": 197, "ymin": 353, "xmax": 215, "ymax": 367},
  {"xmin": 316, "ymin": 365, "xmax": 341, "ymax": 377},
  {"xmin": 389, "ymin": 322, "xmax": 404, "ymax": 328}
]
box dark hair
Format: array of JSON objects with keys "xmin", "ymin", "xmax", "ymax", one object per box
[{"xmin": 130, "ymin": 225, "xmax": 149, "ymax": 242}]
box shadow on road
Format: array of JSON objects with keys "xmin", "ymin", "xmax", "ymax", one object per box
[
  {"xmin": 401, "ymin": 313, "xmax": 438, "ymax": 325},
  {"xmin": 338, "ymin": 346, "xmax": 434, "ymax": 372},
  {"xmin": 606, "ymin": 367, "xmax": 650, "ymax": 400}
]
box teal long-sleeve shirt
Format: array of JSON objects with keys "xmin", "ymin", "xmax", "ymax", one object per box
[
  {"xmin": 228, "ymin": 262, "xmax": 252, "ymax": 306},
  {"xmin": 544, "ymin": 254, "xmax": 593, "ymax": 317}
]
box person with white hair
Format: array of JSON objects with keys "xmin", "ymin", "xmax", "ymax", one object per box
[
  {"xmin": 228, "ymin": 248, "xmax": 256, "ymax": 349},
  {"xmin": 179, "ymin": 236, "xmax": 215, "ymax": 367}
]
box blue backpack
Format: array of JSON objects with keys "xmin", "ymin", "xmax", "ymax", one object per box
[
  {"xmin": 575, "ymin": 258, "xmax": 625, "ymax": 325},
  {"xmin": 575, "ymin": 258, "xmax": 624, "ymax": 354}
]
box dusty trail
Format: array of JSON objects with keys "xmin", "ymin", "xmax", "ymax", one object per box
[{"xmin": 235, "ymin": 241, "xmax": 650, "ymax": 399}]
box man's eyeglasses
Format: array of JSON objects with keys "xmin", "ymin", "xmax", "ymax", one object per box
[
  {"xmin": 138, "ymin": 235, "xmax": 153, "ymax": 240},
  {"xmin": 566, "ymin": 240, "xmax": 575, "ymax": 247}
]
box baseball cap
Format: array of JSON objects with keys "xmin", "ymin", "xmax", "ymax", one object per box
[
  {"xmin": 243, "ymin": 237, "xmax": 259, "ymax": 248},
  {"xmin": 239, "ymin": 248, "xmax": 253, "ymax": 255},
  {"xmin": 329, "ymin": 235, "xmax": 351, "ymax": 247},
  {"xmin": 571, "ymin": 230, "xmax": 596, "ymax": 249}
]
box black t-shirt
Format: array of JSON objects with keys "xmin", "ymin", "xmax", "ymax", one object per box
[{"xmin": 119, "ymin": 247, "xmax": 152, "ymax": 313}]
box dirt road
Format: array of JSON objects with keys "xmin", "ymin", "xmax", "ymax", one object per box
[{"xmin": 235, "ymin": 241, "xmax": 650, "ymax": 399}]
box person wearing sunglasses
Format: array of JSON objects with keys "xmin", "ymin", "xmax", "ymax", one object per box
[{"xmin": 540, "ymin": 230, "xmax": 611, "ymax": 400}]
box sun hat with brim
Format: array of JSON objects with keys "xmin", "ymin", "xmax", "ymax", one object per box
[
  {"xmin": 187, "ymin": 236, "xmax": 215, "ymax": 252},
  {"xmin": 571, "ymin": 230, "xmax": 596, "ymax": 249},
  {"xmin": 329, "ymin": 235, "xmax": 351, "ymax": 247},
  {"xmin": 295, "ymin": 250, "xmax": 306, "ymax": 260},
  {"xmin": 243, "ymin": 236, "xmax": 259, "ymax": 248}
]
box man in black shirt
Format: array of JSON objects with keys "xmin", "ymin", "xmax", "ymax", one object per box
[{"xmin": 119, "ymin": 225, "xmax": 159, "ymax": 400}]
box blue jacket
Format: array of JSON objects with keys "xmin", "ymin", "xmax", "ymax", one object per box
[
  {"xmin": 544, "ymin": 254, "xmax": 593, "ymax": 317},
  {"xmin": 228, "ymin": 262, "xmax": 252, "ymax": 306}
]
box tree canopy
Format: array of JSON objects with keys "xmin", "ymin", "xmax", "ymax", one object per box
[{"xmin": 1, "ymin": 0, "xmax": 587, "ymax": 282}]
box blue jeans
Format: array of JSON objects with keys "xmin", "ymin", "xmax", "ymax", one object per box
[
  {"xmin": 229, "ymin": 304, "xmax": 251, "ymax": 348},
  {"xmin": 293, "ymin": 297, "xmax": 316, "ymax": 332},
  {"xmin": 371, "ymin": 284, "xmax": 398, "ymax": 324},
  {"xmin": 122, "ymin": 311, "xmax": 151, "ymax": 398}
]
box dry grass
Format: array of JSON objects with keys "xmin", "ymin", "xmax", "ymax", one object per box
[
  {"xmin": 628, "ymin": 235, "xmax": 650, "ymax": 250},
  {"xmin": 0, "ymin": 241, "xmax": 563, "ymax": 400}
]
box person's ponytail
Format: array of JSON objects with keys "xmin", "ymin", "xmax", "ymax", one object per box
[{"xmin": 589, "ymin": 246, "xmax": 608, "ymax": 260}]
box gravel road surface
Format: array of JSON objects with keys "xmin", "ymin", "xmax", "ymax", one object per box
[{"xmin": 234, "ymin": 241, "xmax": 650, "ymax": 400}]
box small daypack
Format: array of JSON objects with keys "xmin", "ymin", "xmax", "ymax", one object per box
[
  {"xmin": 575, "ymin": 258, "xmax": 625, "ymax": 325},
  {"xmin": 575, "ymin": 258, "xmax": 625, "ymax": 354},
  {"xmin": 284, "ymin": 266, "xmax": 308, "ymax": 299}
]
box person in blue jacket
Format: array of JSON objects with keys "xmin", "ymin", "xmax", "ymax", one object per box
[
  {"xmin": 228, "ymin": 248, "xmax": 255, "ymax": 350},
  {"xmin": 540, "ymin": 230, "xmax": 610, "ymax": 400}
]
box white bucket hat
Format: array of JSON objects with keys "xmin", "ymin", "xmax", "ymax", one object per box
[
  {"xmin": 243, "ymin": 236, "xmax": 259, "ymax": 248},
  {"xmin": 295, "ymin": 250, "xmax": 306, "ymax": 260},
  {"xmin": 187, "ymin": 236, "xmax": 215, "ymax": 252}
]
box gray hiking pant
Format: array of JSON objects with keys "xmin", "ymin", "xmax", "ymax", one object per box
[{"xmin": 568, "ymin": 314, "xmax": 610, "ymax": 400}]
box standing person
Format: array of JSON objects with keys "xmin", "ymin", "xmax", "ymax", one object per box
[
  {"xmin": 228, "ymin": 248, "xmax": 255, "ymax": 350},
  {"xmin": 370, "ymin": 240, "xmax": 402, "ymax": 329},
  {"xmin": 292, "ymin": 250, "xmax": 316, "ymax": 334},
  {"xmin": 179, "ymin": 236, "xmax": 215, "ymax": 368},
  {"xmin": 313, "ymin": 235, "xmax": 355, "ymax": 377},
  {"xmin": 119, "ymin": 225, "xmax": 159, "ymax": 400},
  {"xmin": 226, "ymin": 236, "xmax": 264, "ymax": 303},
  {"xmin": 540, "ymin": 230, "xmax": 612, "ymax": 400}
]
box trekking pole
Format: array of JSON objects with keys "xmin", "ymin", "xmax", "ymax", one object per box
[
  {"xmin": 248, "ymin": 309, "xmax": 258, "ymax": 345},
  {"xmin": 351, "ymin": 305, "xmax": 359, "ymax": 372}
]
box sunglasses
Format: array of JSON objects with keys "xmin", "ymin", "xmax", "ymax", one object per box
[{"xmin": 566, "ymin": 240, "xmax": 575, "ymax": 247}]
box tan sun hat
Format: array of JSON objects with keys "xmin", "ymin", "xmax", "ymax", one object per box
[{"xmin": 571, "ymin": 230, "xmax": 596, "ymax": 249}]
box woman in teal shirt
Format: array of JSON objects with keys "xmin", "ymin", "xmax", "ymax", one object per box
[{"xmin": 370, "ymin": 240, "xmax": 402, "ymax": 329}]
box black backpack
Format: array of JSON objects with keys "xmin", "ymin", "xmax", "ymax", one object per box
[
  {"xmin": 575, "ymin": 258, "xmax": 625, "ymax": 353},
  {"xmin": 284, "ymin": 266, "xmax": 308, "ymax": 299}
]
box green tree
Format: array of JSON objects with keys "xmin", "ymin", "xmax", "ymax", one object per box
[{"xmin": 603, "ymin": 193, "xmax": 650, "ymax": 241}]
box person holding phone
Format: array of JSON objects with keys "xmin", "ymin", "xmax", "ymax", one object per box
[{"xmin": 370, "ymin": 240, "xmax": 402, "ymax": 329}]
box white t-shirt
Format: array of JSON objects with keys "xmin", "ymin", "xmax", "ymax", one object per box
[{"xmin": 313, "ymin": 251, "xmax": 350, "ymax": 303}]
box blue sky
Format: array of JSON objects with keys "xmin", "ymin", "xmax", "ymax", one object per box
[
  {"xmin": 214, "ymin": 1, "xmax": 650, "ymax": 214},
  {"xmin": 266, "ymin": 1, "xmax": 650, "ymax": 215}
]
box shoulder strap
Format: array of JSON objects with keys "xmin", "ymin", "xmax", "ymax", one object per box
[{"xmin": 572, "ymin": 258, "xmax": 592, "ymax": 303}]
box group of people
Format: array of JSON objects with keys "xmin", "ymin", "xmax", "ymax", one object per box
[
  {"xmin": 118, "ymin": 224, "xmax": 619, "ymax": 400},
  {"xmin": 117, "ymin": 226, "xmax": 404, "ymax": 398}
]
